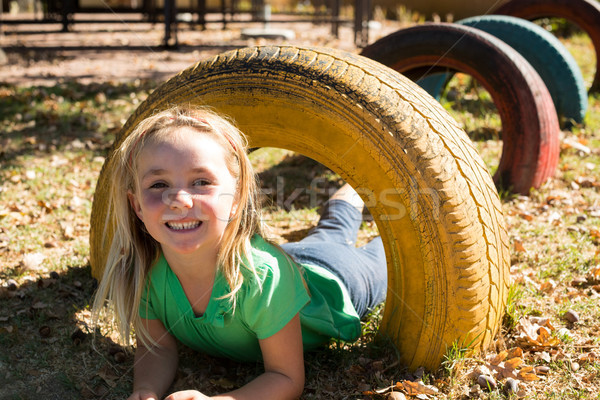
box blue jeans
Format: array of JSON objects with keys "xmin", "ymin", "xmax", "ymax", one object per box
[{"xmin": 281, "ymin": 199, "xmax": 387, "ymax": 318}]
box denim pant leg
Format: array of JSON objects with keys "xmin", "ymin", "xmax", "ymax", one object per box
[{"xmin": 281, "ymin": 200, "xmax": 387, "ymax": 318}]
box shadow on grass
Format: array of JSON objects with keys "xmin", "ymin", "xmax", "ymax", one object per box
[
  {"xmin": 0, "ymin": 79, "xmax": 159, "ymax": 167},
  {"xmin": 0, "ymin": 264, "xmax": 134, "ymax": 399},
  {"xmin": 257, "ymin": 152, "xmax": 343, "ymax": 212}
]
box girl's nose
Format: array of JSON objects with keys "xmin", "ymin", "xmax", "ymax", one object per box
[{"xmin": 167, "ymin": 189, "xmax": 194, "ymax": 209}]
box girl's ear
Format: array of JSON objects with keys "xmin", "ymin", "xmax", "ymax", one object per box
[{"xmin": 128, "ymin": 190, "xmax": 144, "ymax": 221}]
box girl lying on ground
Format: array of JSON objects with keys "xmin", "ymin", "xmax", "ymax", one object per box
[{"xmin": 92, "ymin": 105, "xmax": 387, "ymax": 400}]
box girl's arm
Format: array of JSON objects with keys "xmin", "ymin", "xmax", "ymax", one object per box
[
  {"xmin": 165, "ymin": 313, "xmax": 305, "ymax": 400},
  {"xmin": 128, "ymin": 318, "xmax": 180, "ymax": 400}
]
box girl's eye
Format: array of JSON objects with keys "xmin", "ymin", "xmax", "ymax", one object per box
[
  {"xmin": 193, "ymin": 179, "xmax": 211, "ymax": 186},
  {"xmin": 149, "ymin": 182, "xmax": 168, "ymax": 189}
]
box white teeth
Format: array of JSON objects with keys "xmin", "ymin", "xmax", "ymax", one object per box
[{"xmin": 167, "ymin": 221, "xmax": 201, "ymax": 230}]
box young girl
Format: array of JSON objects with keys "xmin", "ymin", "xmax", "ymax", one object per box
[{"xmin": 92, "ymin": 105, "xmax": 387, "ymax": 400}]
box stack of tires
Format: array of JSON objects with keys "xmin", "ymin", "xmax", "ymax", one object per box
[{"xmin": 361, "ymin": 0, "xmax": 600, "ymax": 195}]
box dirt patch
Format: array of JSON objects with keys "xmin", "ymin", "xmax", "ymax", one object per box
[{"xmin": 0, "ymin": 14, "xmax": 404, "ymax": 87}]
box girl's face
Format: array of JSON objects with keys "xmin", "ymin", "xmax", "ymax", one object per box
[{"xmin": 128, "ymin": 127, "xmax": 239, "ymax": 259}]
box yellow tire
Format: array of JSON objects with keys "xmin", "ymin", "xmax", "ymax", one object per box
[{"xmin": 90, "ymin": 46, "xmax": 510, "ymax": 370}]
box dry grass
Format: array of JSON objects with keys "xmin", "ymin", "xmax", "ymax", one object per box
[{"xmin": 1, "ymin": 24, "xmax": 600, "ymax": 400}]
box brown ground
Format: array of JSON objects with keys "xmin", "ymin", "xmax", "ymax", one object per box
[
  {"xmin": 0, "ymin": 13, "xmax": 404, "ymax": 87},
  {"xmin": 3, "ymin": 13, "xmax": 600, "ymax": 400}
]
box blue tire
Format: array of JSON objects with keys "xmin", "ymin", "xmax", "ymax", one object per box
[{"xmin": 417, "ymin": 15, "xmax": 588, "ymax": 126}]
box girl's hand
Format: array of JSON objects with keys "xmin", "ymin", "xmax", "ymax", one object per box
[
  {"xmin": 128, "ymin": 389, "xmax": 159, "ymax": 400},
  {"xmin": 164, "ymin": 390, "xmax": 211, "ymax": 400}
]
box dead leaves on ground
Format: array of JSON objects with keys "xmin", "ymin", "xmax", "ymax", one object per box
[
  {"xmin": 461, "ymin": 314, "xmax": 600, "ymax": 398},
  {"xmin": 515, "ymin": 317, "xmax": 561, "ymax": 350},
  {"xmin": 364, "ymin": 379, "xmax": 439, "ymax": 399},
  {"xmin": 0, "ymin": 151, "xmax": 97, "ymax": 273},
  {"xmin": 465, "ymin": 348, "xmax": 541, "ymax": 398},
  {"xmin": 483, "ymin": 347, "xmax": 541, "ymax": 383}
]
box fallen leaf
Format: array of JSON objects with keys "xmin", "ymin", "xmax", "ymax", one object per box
[
  {"xmin": 548, "ymin": 211, "xmax": 562, "ymax": 225},
  {"xmin": 347, "ymin": 364, "xmax": 365, "ymax": 375},
  {"xmin": 515, "ymin": 317, "xmax": 561, "ymax": 349},
  {"xmin": 37, "ymin": 200, "xmax": 54, "ymax": 213},
  {"xmin": 540, "ymin": 280, "xmax": 557, "ymax": 293},
  {"xmin": 22, "ymin": 252, "xmax": 45, "ymax": 270},
  {"xmin": 535, "ymin": 351, "xmax": 551, "ymax": 363},
  {"xmin": 582, "ymin": 373, "xmax": 596, "ymax": 383},
  {"xmin": 0, "ymin": 325, "xmax": 14, "ymax": 333},
  {"xmin": 578, "ymin": 352, "xmax": 597, "ymax": 363},
  {"xmin": 519, "ymin": 366, "xmax": 534, "ymax": 374},
  {"xmin": 504, "ymin": 357, "xmax": 523, "ymax": 370},
  {"xmin": 37, "ymin": 278, "xmax": 56, "ymax": 289},
  {"xmin": 61, "ymin": 222, "xmax": 75, "ymax": 240},
  {"xmin": 211, "ymin": 377, "xmax": 236, "ymax": 390},
  {"xmin": 507, "ymin": 347, "xmax": 524, "ymax": 359},
  {"xmin": 31, "ymin": 301, "xmax": 48, "ymax": 309},
  {"xmin": 400, "ymin": 380, "xmax": 438, "ymax": 396},
  {"xmin": 517, "ymin": 370, "xmax": 540, "ymax": 381},
  {"xmin": 513, "ymin": 238, "xmax": 527, "ymax": 253},
  {"xmin": 50, "ymin": 155, "xmax": 69, "ymax": 167},
  {"xmin": 490, "ymin": 350, "xmax": 508, "ymax": 366},
  {"xmin": 562, "ymin": 137, "xmax": 591, "ymax": 154},
  {"xmin": 519, "ymin": 212, "xmax": 534, "ymax": 221},
  {"xmin": 575, "ymin": 176, "xmax": 596, "ymax": 188},
  {"xmin": 97, "ymin": 364, "xmax": 120, "ymax": 388},
  {"xmin": 26, "ymin": 369, "xmax": 42, "ymax": 376}
]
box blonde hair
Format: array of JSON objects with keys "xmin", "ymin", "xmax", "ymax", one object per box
[{"xmin": 92, "ymin": 105, "xmax": 265, "ymax": 346}]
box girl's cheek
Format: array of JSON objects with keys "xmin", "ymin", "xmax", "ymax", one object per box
[
  {"xmin": 215, "ymin": 191, "xmax": 237, "ymax": 220},
  {"xmin": 141, "ymin": 191, "xmax": 166, "ymax": 209}
]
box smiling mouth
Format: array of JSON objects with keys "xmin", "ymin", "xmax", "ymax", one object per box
[{"xmin": 166, "ymin": 221, "xmax": 202, "ymax": 230}]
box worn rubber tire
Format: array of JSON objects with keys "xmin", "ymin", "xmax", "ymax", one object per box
[
  {"xmin": 418, "ymin": 15, "xmax": 588, "ymax": 126},
  {"xmin": 90, "ymin": 45, "xmax": 510, "ymax": 370},
  {"xmin": 361, "ymin": 23, "xmax": 561, "ymax": 194},
  {"xmin": 494, "ymin": 0, "xmax": 600, "ymax": 93}
]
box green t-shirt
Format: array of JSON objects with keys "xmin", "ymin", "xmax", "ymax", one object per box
[{"xmin": 140, "ymin": 235, "xmax": 361, "ymax": 361}]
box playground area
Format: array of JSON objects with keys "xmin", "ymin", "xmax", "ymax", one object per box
[
  {"xmin": 0, "ymin": 14, "xmax": 407, "ymax": 86},
  {"xmin": 1, "ymin": 2, "xmax": 600, "ymax": 399}
]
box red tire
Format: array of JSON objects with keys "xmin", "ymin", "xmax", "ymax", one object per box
[
  {"xmin": 494, "ymin": 0, "xmax": 600, "ymax": 93},
  {"xmin": 361, "ymin": 23, "xmax": 560, "ymax": 194}
]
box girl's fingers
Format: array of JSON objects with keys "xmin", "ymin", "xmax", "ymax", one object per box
[
  {"xmin": 128, "ymin": 389, "xmax": 158, "ymax": 400},
  {"xmin": 164, "ymin": 390, "xmax": 208, "ymax": 400}
]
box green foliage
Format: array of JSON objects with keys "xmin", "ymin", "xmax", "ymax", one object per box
[
  {"xmin": 503, "ymin": 284, "xmax": 525, "ymax": 330},
  {"xmin": 441, "ymin": 335, "xmax": 478, "ymax": 378}
]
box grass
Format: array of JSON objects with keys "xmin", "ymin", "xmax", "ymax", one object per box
[
  {"xmin": 502, "ymin": 284, "xmax": 526, "ymax": 331},
  {"xmin": 2, "ymin": 20, "xmax": 600, "ymax": 400},
  {"xmin": 438, "ymin": 73, "xmax": 503, "ymax": 175}
]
